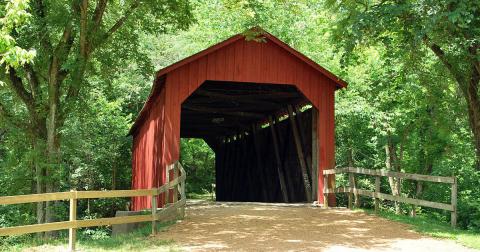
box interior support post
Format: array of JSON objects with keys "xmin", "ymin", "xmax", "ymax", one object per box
[
  {"xmin": 269, "ymin": 116, "xmax": 289, "ymax": 202},
  {"xmin": 218, "ymin": 139, "xmax": 229, "ymax": 201},
  {"xmin": 252, "ymin": 124, "xmax": 270, "ymax": 201},
  {"xmin": 222, "ymin": 138, "xmax": 233, "ymax": 200},
  {"xmin": 294, "ymin": 105, "xmax": 313, "ymax": 178},
  {"xmin": 241, "ymin": 133, "xmax": 254, "ymax": 200},
  {"xmin": 230, "ymin": 134, "xmax": 241, "ymax": 200},
  {"xmin": 280, "ymin": 126, "xmax": 296, "ymax": 201},
  {"xmin": 311, "ymin": 108, "xmax": 319, "ymax": 201},
  {"xmin": 287, "ymin": 105, "xmax": 312, "ymax": 202}
]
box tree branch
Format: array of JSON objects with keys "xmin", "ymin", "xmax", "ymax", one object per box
[
  {"xmin": 58, "ymin": 22, "xmax": 76, "ymax": 81},
  {"xmin": 97, "ymin": 0, "xmax": 140, "ymax": 49},
  {"xmin": 62, "ymin": 0, "xmax": 140, "ymax": 120},
  {"xmin": 0, "ymin": 102, "xmax": 12, "ymax": 119},
  {"xmin": 0, "ymin": 101, "xmax": 24, "ymax": 129},
  {"xmin": 92, "ymin": 0, "xmax": 107, "ymax": 27},
  {"xmin": 80, "ymin": 0, "xmax": 89, "ymax": 57},
  {"xmin": 468, "ymin": 42, "xmax": 480, "ymax": 77},
  {"xmin": 33, "ymin": 0, "xmax": 53, "ymax": 53},
  {"xmin": 24, "ymin": 64, "xmax": 40, "ymax": 99},
  {"xmin": 423, "ymin": 36, "xmax": 466, "ymax": 87},
  {"xmin": 60, "ymin": 0, "xmax": 141, "ymax": 127},
  {"xmin": 2, "ymin": 67, "xmax": 42, "ymax": 129},
  {"xmin": 49, "ymin": 21, "xmax": 73, "ymax": 92},
  {"xmin": 88, "ymin": 0, "xmax": 108, "ymax": 47},
  {"xmin": 7, "ymin": 67, "xmax": 35, "ymax": 112},
  {"xmin": 0, "ymin": 129, "xmax": 6, "ymax": 140}
]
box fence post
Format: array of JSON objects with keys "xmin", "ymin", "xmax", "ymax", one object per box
[
  {"xmin": 451, "ymin": 177, "xmax": 457, "ymax": 228},
  {"xmin": 323, "ymin": 174, "xmax": 329, "ymax": 208},
  {"xmin": 165, "ymin": 164, "xmax": 170, "ymax": 206},
  {"xmin": 375, "ymin": 176, "xmax": 380, "ymax": 214},
  {"xmin": 180, "ymin": 163, "xmax": 186, "ymax": 218},
  {"xmin": 68, "ymin": 190, "xmax": 77, "ymax": 252},
  {"xmin": 151, "ymin": 191, "xmax": 157, "ymax": 235},
  {"xmin": 348, "ymin": 173, "xmax": 354, "ymax": 209},
  {"xmin": 174, "ymin": 163, "xmax": 179, "ymax": 204}
]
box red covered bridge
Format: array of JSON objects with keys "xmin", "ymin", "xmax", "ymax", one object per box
[{"xmin": 129, "ymin": 28, "xmax": 346, "ymax": 211}]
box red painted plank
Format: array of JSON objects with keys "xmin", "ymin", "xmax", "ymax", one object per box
[
  {"xmin": 225, "ymin": 43, "xmax": 236, "ymax": 81},
  {"xmin": 310, "ymin": 75, "xmax": 319, "ymax": 109},
  {"xmin": 197, "ymin": 56, "xmax": 207, "ymax": 87},
  {"xmin": 178, "ymin": 66, "xmax": 190, "ymax": 104},
  {"xmin": 250, "ymin": 41, "xmax": 259, "ymax": 82},
  {"xmin": 244, "ymin": 40, "xmax": 253, "ymax": 82},
  {"xmin": 215, "ymin": 46, "xmax": 227, "ymax": 80},
  {"xmin": 266, "ymin": 41, "xmax": 278, "ymax": 83},
  {"xmin": 188, "ymin": 61, "xmax": 199, "ymax": 98},
  {"xmin": 206, "ymin": 53, "xmax": 216, "ymax": 80},
  {"xmin": 234, "ymin": 40, "xmax": 245, "ymax": 81},
  {"xmin": 284, "ymin": 52, "xmax": 296, "ymax": 85},
  {"xmin": 277, "ymin": 49, "xmax": 288, "ymax": 83},
  {"xmin": 304, "ymin": 69, "xmax": 314, "ymax": 104},
  {"xmin": 259, "ymin": 41, "xmax": 267, "ymax": 83}
]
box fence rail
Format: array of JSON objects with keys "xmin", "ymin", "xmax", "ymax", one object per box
[
  {"xmin": 0, "ymin": 161, "xmax": 187, "ymax": 251},
  {"xmin": 323, "ymin": 167, "xmax": 457, "ymax": 227}
]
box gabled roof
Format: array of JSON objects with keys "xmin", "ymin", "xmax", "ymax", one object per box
[
  {"xmin": 130, "ymin": 28, "xmax": 347, "ymax": 135},
  {"xmin": 154, "ymin": 28, "xmax": 347, "ymax": 88}
]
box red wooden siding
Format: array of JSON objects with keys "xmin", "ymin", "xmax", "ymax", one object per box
[{"xmin": 131, "ymin": 34, "xmax": 343, "ymax": 210}]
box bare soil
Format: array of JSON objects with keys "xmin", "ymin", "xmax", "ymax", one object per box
[{"xmin": 156, "ymin": 201, "xmax": 477, "ymax": 252}]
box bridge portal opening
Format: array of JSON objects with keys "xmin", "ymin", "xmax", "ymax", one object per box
[{"xmin": 180, "ymin": 81, "xmax": 318, "ymax": 203}]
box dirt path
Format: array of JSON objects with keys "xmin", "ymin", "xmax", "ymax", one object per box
[{"xmin": 156, "ymin": 201, "xmax": 476, "ymax": 252}]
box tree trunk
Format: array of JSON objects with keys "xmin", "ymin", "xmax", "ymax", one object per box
[
  {"xmin": 347, "ymin": 146, "xmax": 361, "ymax": 207},
  {"xmin": 32, "ymin": 136, "xmax": 46, "ymax": 238},
  {"xmin": 463, "ymin": 74, "xmax": 480, "ymax": 170},
  {"xmin": 385, "ymin": 136, "xmax": 401, "ymax": 214},
  {"xmin": 112, "ymin": 165, "xmax": 116, "ymax": 190},
  {"xmin": 411, "ymin": 181, "xmax": 422, "ymax": 217},
  {"xmin": 428, "ymin": 42, "xmax": 480, "ymax": 170},
  {"xmin": 45, "ymin": 84, "xmax": 61, "ymax": 237}
]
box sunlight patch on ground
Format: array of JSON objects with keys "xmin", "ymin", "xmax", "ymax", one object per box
[{"xmin": 156, "ymin": 203, "xmax": 476, "ymax": 252}]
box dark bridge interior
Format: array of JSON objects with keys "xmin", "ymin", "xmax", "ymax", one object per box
[{"xmin": 180, "ymin": 81, "xmax": 317, "ymax": 203}]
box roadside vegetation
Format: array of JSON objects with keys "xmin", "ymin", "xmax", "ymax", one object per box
[
  {"xmin": 360, "ymin": 208, "xmax": 480, "ymax": 250},
  {"xmin": 0, "ymin": 222, "xmax": 177, "ymax": 252}
]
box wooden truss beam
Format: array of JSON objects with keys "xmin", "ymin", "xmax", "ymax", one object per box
[
  {"xmin": 287, "ymin": 105, "xmax": 312, "ymax": 202},
  {"xmin": 268, "ymin": 116, "xmax": 289, "ymax": 202}
]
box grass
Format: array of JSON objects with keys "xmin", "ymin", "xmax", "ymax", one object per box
[
  {"xmin": 360, "ymin": 208, "xmax": 480, "ymax": 250},
  {"xmin": 0, "ymin": 221, "xmax": 180, "ymax": 252},
  {"xmin": 186, "ymin": 192, "xmax": 215, "ymax": 200}
]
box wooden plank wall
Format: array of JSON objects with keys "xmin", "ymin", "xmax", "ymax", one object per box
[
  {"xmin": 131, "ymin": 87, "xmax": 166, "ymax": 210},
  {"xmin": 132, "ymin": 38, "xmax": 337, "ymax": 210}
]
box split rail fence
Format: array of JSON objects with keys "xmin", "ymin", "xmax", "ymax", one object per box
[
  {"xmin": 323, "ymin": 167, "xmax": 457, "ymax": 227},
  {"xmin": 0, "ymin": 161, "xmax": 186, "ymax": 251}
]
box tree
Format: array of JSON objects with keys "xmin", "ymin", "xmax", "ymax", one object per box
[
  {"xmin": 0, "ymin": 0, "xmax": 192, "ymax": 231},
  {"xmin": 326, "ymin": 0, "xmax": 480, "ymax": 169}
]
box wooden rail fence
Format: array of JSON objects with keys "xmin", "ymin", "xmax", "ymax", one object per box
[
  {"xmin": 0, "ymin": 161, "xmax": 186, "ymax": 251},
  {"xmin": 323, "ymin": 167, "xmax": 457, "ymax": 227}
]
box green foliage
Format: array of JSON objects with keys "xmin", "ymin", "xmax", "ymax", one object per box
[
  {"xmin": 0, "ymin": 0, "xmax": 194, "ymax": 234},
  {"xmin": 325, "ymin": 0, "xmax": 480, "ymax": 230},
  {"xmin": 180, "ymin": 139, "xmax": 215, "ymax": 196},
  {"xmin": 0, "ymin": 0, "xmax": 36, "ymax": 68}
]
